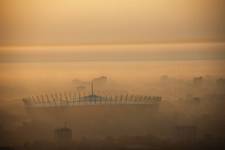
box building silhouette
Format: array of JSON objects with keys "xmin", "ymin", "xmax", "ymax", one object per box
[{"xmin": 54, "ymin": 123, "xmax": 72, "ymax": 145}]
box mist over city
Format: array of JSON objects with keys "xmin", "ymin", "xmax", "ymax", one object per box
[{"xmin": 1, "ymin": 0, "xmax": 225, "ymax": 150}]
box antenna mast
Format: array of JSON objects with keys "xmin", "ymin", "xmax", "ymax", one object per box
[{"xmin": 91, "ymin": 80, "xmax": 94, "ymax": 96}]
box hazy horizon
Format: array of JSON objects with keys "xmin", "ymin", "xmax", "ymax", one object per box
[{"xmin": 1, "ymin": 42, "xmax": 225, "ymax": 62}]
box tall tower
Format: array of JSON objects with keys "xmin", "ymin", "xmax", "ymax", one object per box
[{"xmin": 91, "ymin": 80, "xmax": 94, "ymax": 96}]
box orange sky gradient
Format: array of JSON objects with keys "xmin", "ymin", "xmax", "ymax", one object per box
[
  {"xmin": 1, "ymin": 0, "xmax": 225, "ymax": 45},
  {"xmin": 0, "ymin": 0, "xmax": 225, "ymax": 61}
]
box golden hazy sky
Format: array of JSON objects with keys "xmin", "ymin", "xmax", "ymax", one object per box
[{"xmin": 1, "ymin": 0, "xmax": 225, "ymax": 45}]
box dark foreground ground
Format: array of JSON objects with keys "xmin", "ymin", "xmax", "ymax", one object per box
[{"xmin": 1, "ymin": 135, "xmax": 225, "ymax": 150}]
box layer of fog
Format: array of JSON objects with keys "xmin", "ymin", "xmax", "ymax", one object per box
[{"xmin": 0, "ymin": 75, "xmax": 224, "ymax": 147}]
